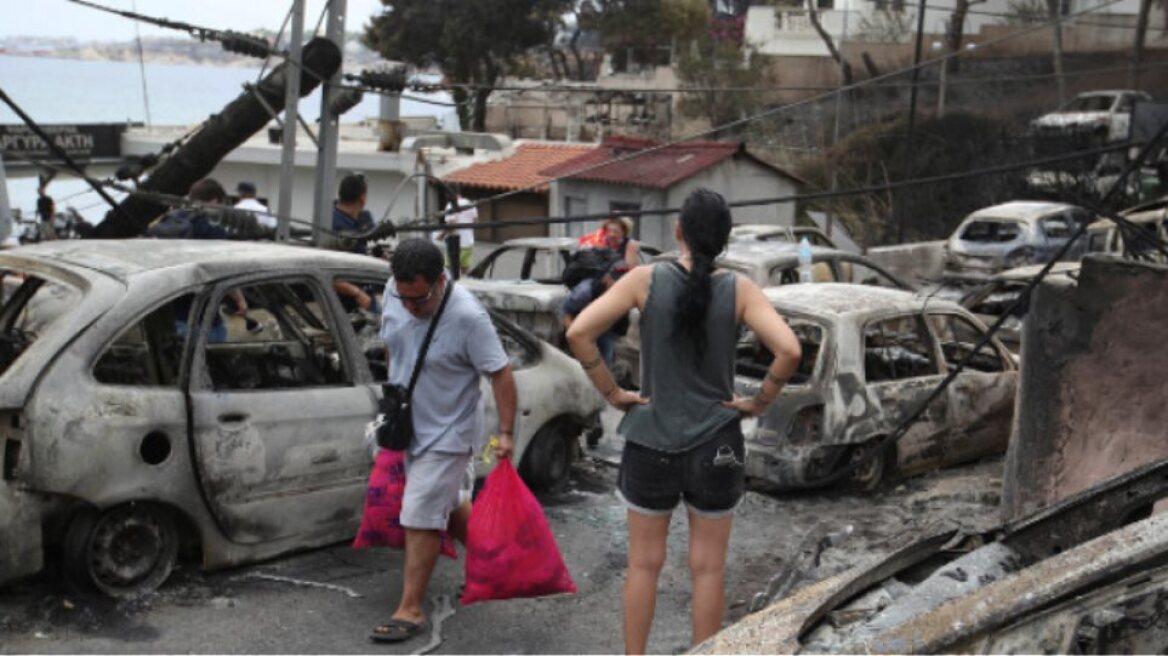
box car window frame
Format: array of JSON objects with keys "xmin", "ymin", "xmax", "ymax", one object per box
[
  {"xmin": 860, "ymin": 311, "xmax": 941, "ymax": 383},
  {"xmin": 89, "ymin": 287, "xmax": 200, "ymax": 388},
  {"xmin": 188, "ymin": 272, "xmax": 362, "ymax": 393},
  {"xmin": 736, "ymin": 308, "xmax": 830, "ymax": 387},
  {"xmin": 923, "ymin": 310, "xmax": 1012, "ymax": 374}
]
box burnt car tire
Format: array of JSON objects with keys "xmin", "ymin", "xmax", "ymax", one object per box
[
  {"xmin": 845, "ymin": 443, "xmax": 888, "ymax": 492},
  {"xmin": 62, "ymin": 503, "xmax": 179, "ymax": 598},
  {"xmin": 520, "ymin": 422, "xmax": 577, "ymax": 493}
]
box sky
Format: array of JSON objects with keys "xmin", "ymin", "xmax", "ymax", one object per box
[{"xmin": 0, "ymin": 0, "xmax": 386, "ymax": 41}]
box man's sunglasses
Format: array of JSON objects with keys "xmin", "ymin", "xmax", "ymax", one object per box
[{"xmin": 391, "ymin": 282, "xmax": 438, "ymax": 305}]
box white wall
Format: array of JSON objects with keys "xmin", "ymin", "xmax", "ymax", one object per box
[
  {"xmin": 550, "ymin": 157, "xmax": 801, "ymax": 252},
  {"xmin": 747, "ymin": 0, "xmax": 1144, "ymax": 58}
]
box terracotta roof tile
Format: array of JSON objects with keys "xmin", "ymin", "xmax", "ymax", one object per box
[
  {"xmin": 539, "ymin": 135, "xmax": 746, "ymax": 189},
  {"xmin": 444, "ymin": 142, "xmax": 597, "ymax": 193}
]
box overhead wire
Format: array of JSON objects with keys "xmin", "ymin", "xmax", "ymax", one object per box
[{"xmin": 391, "ymin": 0, "xmax": 1126, "ymax": 226}]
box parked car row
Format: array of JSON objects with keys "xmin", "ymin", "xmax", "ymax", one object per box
[{"xmin": 0, "ymin": 241, "xmax": 604, "ymax": 597}]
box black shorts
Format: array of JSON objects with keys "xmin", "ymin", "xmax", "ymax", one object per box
[{"xmin": 617, "ymin": 423, "xmax": 746, "ymax": 518}]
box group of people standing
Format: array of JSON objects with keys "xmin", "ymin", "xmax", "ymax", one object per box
[
  {"xmin": 147, "ymin": 177, "xmax": 802, "ymax": 654},
  {"xmin": 374, "ymin": 189, "xmax": 802, "ymax": 654}
]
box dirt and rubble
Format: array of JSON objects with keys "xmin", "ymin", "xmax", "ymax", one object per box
[{"xmin": 0, "ymin": 436, "xmax": 1003, "ymax": 654}]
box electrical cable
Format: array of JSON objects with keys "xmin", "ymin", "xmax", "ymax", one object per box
[
  {"xmin": 390, "ymin": 0, "xmax": 1126, "ymax": 227},
  {"xmin": 0, "ymin": 87, "xmax": 135, "ymax": 223}
]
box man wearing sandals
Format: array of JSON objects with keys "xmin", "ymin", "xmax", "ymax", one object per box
[{"xmin": 371, "ymin": 239, "xmax": 517, "ymax": 643}]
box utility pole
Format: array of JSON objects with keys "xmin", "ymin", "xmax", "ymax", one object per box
[
  {"xmin": 829, "ymin": 2, "xmax": 851, "ymax": 238},
  {"xmin": 277, "ymin": 0, "xmax": 305, "ymax": 242},
  {"xmin": 313, "ymin": 0, "xmax": 347, "ymax": 247},
  {"xmin": 898, "ymin": 0, "xmax": 929, "ymax": 244},
  {"xmin": 0, "ymin": 154, "xmax": 12, "ymax": 243}
]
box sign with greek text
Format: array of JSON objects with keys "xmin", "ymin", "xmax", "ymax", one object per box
[{"xmin": 0, "ymin": 123, "xmax": 128, "ymax": 162}]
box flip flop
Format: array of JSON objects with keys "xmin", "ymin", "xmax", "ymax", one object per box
[{"xmin": 369, "ymin": 618, "xmax": 429, "ymax": 643}]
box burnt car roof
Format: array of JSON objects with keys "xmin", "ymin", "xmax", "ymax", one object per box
[
  {"xmin": 963, "ymin": 201, "xmax": 1079, "ymax": 223},
  {"xmin": 762, "ymin": 283, "xmax": 930, "ymax": 318},
  {"xmin": 0, "ymin": 240, "xmax": 384, "ymax": 283},
  {"xmin": 499, "ymin": 237, "xmax": 579, "ymax": 250}
]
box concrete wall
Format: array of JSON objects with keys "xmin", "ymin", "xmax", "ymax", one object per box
[
  {"xmin": 1002, "ymin": 255, "xmax": 1168, "ymax": 522},
  {"xmin": 866, "ymin": 240, "xmax": 947, "ymax": 286}
]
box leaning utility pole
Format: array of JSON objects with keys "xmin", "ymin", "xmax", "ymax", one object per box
[
  {"xmin": 312, "ymin": 0, "xmax": 347, "ymax": 248},
  {"xmin": 93, "ymin": 38, "xmax": 341, "ymax": 238}
]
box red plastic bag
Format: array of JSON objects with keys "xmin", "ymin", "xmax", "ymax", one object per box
[
  {"xmin": 460, "ymin": 460, "xmax": 576, "ymax": 605},
  {"xmin": 352, "ymin": 449, "xmax": 457, "ymax": 559}
]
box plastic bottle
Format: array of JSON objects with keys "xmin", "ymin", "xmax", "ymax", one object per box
[{"xmin": 797, "ymin": 236, "xmax": 813, "ymax": 283}]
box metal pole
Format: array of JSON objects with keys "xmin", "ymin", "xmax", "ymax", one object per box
[
  {"xmin": 829, "ymin": 2, "xmax": 850, "ymax": 238},
  {"xmin": 312, "ymin": 0, "xmax": 346, "ymax": 247},
  {"xmin": 898, "ymin": 0, "xmax": 929, "ymax": 244},
  {"xmin": 277, "ymin": 0, "xmax": 305, "ymax": 242},
  {"xmin": 0, "ymin": 154, "xmax": 13, "ymax": 243}
]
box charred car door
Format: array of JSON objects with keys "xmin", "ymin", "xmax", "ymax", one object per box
[
  {"xmin": 861, "ymin": 313, "xmax": 949, "ymax": 477},
  {"xmin": 925, "ymin": 311, "xmax": 1017, "ymax": 466},
  {"xmin": 187, "ymin": 275, "xmax": 376, "ymax": 545}
]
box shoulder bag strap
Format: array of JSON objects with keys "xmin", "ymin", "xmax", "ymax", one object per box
[{"xmin": 404, "ymin": 280, "xmax": 454, "ymax": 398}]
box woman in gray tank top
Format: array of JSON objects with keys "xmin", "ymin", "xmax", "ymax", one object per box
[{"xmin": 567, "ymin": 189, "xmax": 803, "ymax": 654}]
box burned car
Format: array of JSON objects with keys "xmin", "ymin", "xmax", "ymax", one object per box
[
  {"xmin": 464, "ymin": 236, "xmax": 656, "ymax": 387},
  {"xmin": 1085, "ymin": 198, "xmax": 1168, "ymax": 262},
  {"xmin": 694, "ymin": 458, "xmax": 1168, "ymax": 654},
  {"xmin": 735, "ymin": 284, "xmax": 1016, "ymax": 489},
  {"xmin": 729, "ymin": 224, "xmax": 840, "ymax": 250},
  {"xmin": 943, "ymin": 201, "xmax": 1091, "ymax": 280},
  {"xmin": 464, "ymin": 236, "xmax": 656, "ymax": 343},
  {"xmin": 0, "ymin": 240, "xmax": 602, "ymax": 596},
  {"xmin": 1029, "ymin": 89, "xmax": 1151, "ymax": 144},
  {"xmin": 658, "ymin": 242, "xmax": 913, "ymax": 291},
  {"xmin": 959, "ymin": 261, "xmax": 1082, "ymax": 352}
]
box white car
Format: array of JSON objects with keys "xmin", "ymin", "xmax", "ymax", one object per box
[
  {"xmin": 0, "ymin": 240, "xmax": 603, "ymax": 596},
  {"xmin": 1029, "ymin": 90, "xmax": 1151, "ymax": 143}
]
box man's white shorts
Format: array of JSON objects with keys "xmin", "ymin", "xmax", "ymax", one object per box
[{"xmin": 401, "ymin": 450, "xmax": 474, "ymax": 530}]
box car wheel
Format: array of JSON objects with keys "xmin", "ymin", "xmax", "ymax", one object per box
[
  {"xmin": 520, "ymin": 422, "xmax": 576, "ymax": 493},
  {"xmin": 62, "ymin": 503, "xmax": 179, "ymax": 598},
  {"xmin": 845, "ymin": 443, "xmax": 887, "ymax": 492}
]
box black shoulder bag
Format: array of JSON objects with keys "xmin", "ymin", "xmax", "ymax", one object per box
[{"xmin": 376, "ymin": 281, "xmax": 454, "ymax": 451}]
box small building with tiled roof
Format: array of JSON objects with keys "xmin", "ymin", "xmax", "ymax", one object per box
[
  {"xmin": 541, "ymin": 135, "xmax": 805, "ymax": 251},
  {"xmin": 442, "ymin": 141, "xmax": 596, "ymax": 241}
]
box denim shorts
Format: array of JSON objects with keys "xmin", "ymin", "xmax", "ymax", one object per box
[{"xmin": 617, "ymin": 423, "xmax": 746, "ymax": 518}]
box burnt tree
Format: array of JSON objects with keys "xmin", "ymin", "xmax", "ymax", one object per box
[{"xmin": 94, "ymin": 37, "xmax": 342, "ymax": 238}]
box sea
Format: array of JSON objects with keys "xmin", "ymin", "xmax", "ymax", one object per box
[{"xmin": 0, "ymin": 54, "xmax": 455, "ymax": 228}]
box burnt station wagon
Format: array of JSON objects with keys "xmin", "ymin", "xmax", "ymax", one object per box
[{"xmin": 0, "ymin": 241, "xmax": 602, "ymax": 596}]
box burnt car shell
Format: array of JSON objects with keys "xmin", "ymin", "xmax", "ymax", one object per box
[
  {"xmin": 0, "ymin": 240, "xmax": 603, "ymax": 595},
  {"xmin": 736, "ymin": 284, "xmax": 1016, "ymax": 489},
  {"xmin": 943, "ymin": 201, "xmax": 1090, "ymax": 280}
]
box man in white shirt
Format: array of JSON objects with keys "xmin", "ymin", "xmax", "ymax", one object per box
[
  {"xmin": 435, "ymin": 194, "xmax": 477, "ymax": 273},
  {"xmin": 233, "ymin": 181, "xmax": 277, "ymax": 231}
]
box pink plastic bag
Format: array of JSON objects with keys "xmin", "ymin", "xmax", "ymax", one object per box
[
  {"xmin": 460, "ymin": 460, "xmax": 576, "ymax": 605},
  {"xmin": 352, "ymin": 449, "xmax": 457, "ymax": 559}
]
